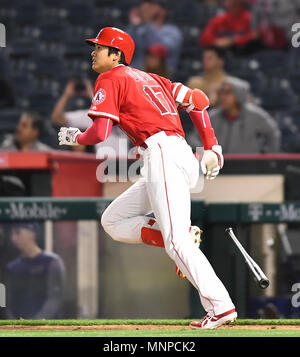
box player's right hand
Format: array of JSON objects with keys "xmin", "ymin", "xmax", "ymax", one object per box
[
  {"xmin": 58, "ymin": 127, "xmax": 81, "ymax": 146},
  {"xmin": 201, "ymin": 145, "xmax": 224, "ymax": 180}
]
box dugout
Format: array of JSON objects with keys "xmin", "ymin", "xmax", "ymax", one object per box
[
  {"xmin": 0, "ymin": 153, "xmax": 299, "ymax": 318},
  {"xmin": 0, "ymin": 197, "xmax": 298, "ymax": 319},
  {"xmin": 0, "ymin": 151, "xmax": 101, "ymax": 197}
]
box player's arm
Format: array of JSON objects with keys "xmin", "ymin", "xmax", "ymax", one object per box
[
  {"xmin": 139, "ymin": 73, "xmax": 223, "ymax": 179},
  {"xmin": 169, "ymin": 81, "xmax": 224, "ymax": 180},
  {"xmin": 189, "ymin": 108, "xmax": 223, "ymax": 180},
  {"xmin": 58, "ymin": 117, "xmax": 113, "ymax": 146}
]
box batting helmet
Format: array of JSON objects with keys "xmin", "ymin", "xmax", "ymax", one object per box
[{"xmin": 86, "ymin": 27, "xmax": 135, "ymax": 65}]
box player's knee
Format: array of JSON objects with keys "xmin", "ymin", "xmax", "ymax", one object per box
[
  {"xmin": 101, "ymin": 209, "xmax": 113, "ymax": 235},
  {"xmin": 163, "ymin": 234, "xmax": 186, "ymax": 260},
  {"xmin": 101, "ymin": 209, "xmax": 121, "ymax": 242}
]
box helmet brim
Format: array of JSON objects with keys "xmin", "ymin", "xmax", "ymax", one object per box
[{"xmin": 85, "ymin": 38, "xmax": 98, "ymax": 46}]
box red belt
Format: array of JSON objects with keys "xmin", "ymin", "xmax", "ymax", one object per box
[{"xmin": 140, "ymin": 132, "xmax": 183, "ymax": 149}]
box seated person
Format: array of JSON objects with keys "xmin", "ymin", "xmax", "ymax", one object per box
[
  {"xmin": 200, "ymin": 0, "xmax": 258, "ymax": 54},
  {"xmin": 187, "ymin": 77, "xmax": 281, "ymax": 153},
  {"xmin": 186, "ymin": 46, "xmax": 228, "ymax": 107},
  {"xmin": 0, "ymin": 111, "xmax": 51, "ymax": 152}
]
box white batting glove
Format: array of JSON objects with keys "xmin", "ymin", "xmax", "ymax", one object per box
[
  {"xmin": 58, "ymin": 127, "xmax": 81, "ymax": 146},
  {"xmin": 201, "ymin": 145, "xmax": 224, "ymax": 180}
]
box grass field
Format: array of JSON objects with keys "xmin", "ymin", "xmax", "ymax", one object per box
[{"xmin": 0, "ymin": 319, "xmax": 300, "ymax": 337}]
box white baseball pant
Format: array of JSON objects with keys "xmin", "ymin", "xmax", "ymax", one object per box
[{"xmin": 101, "ymin": 131, "xmax": 235, "ymax": 315}]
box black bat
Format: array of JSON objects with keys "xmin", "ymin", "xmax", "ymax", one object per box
[{"xmin": 225, "ymin": 227, "xmax": 270, "ymax": 289}]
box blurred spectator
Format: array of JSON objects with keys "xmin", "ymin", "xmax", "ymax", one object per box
[
  {"xmin": 200, "ymin": 0, "xmax": 258, "ymax": 54},
  {"xmin": 51, "ymin": 78, "xmax": 94, "ymax": 128},
  {"xmin": 188, "ymin": 77, "xmax": 281, "ymax": 153},
  {"xmin": 0, "ymin": 112, "xmax": 51, "ymax": 152},
  {"xmin": 51, "ymin": 79, "xmax": 130, "ymax": 158},
  {"xmin": 5, "ymin": 222, "xmax": 65, "ymax": 319},
  {"xmin": 144, "ymin": 43, "xmax": 171, "ymax": 78},
  {"xmin": 0, "ymin": 76, "xmax": 15, "ymax": 108},
  {"xmin": 251, "ymin": 0, "xmax": 300, "ymax": 49},
  {"xmin": 127, "ymin": 0, "xmax": 183, "ymax": 73},
  {"xmin": 186, "ymin": 46, "xmax": 227, "ymax": 107}
]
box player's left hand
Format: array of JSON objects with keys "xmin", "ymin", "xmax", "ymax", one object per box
[
  {"xmin": 201, "ymin": 145, "xmax": 224, "ymax": 180},
  {"xmin": 58, "ymin": 127, "xmax": 81, "ymax": 146}
]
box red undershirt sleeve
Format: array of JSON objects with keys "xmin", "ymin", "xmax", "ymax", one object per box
[
  {"xmin": 189, "ymin": 109, "xmax": 218, "ymax": 150},
  {"xmin": 77, "ymin": 117, "xmax": 113, "ymax": 145}
]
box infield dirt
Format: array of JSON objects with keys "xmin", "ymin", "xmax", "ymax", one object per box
[{"xmin": 0, "ymin": 324, "xmax": 299, "ymax": 331}]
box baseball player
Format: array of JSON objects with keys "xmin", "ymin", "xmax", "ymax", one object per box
[{"xmin": 58, "ymin": 27, "xmax": 237, "ymax": 329}]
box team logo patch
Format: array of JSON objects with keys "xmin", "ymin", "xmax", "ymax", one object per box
[{"xmin": 93, "ymin": 88, "xmax": 106, "ymax": 105}]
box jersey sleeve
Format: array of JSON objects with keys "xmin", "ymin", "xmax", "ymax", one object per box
[
  {"xmin": 171, "ymin": 82, "xmax": 192, "ymax": 104},
  {"xmin": 88, "ymin": 78, "xmax": 120, "ymax": 123},
  {"xmin": 148, "ymin": 73, "xmax": 191, "ymax": 104}
]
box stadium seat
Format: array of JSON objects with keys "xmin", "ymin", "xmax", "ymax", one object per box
[
  {"xmin": 31, "ymin": 54, "xmax": 65, "ymax": 78},
  {"xmin": 283, "ymin": 108, "xmax": 300, "ymax": 128},
  {"xmin": 288, "ymin": 71, "xmax": 300, "ymax": 94},
  {"xmin": 277, "ymin": 111, "xmax": 300, "ymax": 152},
  {"xmin": 251, "ymin": 50, "xmax": 288, "ymax": 75},
  {"xmin": 0, "ymin": 109, "xmax": 22, "ymax": 132},
  {"xmin": 63, "ymin": 39, "xmax": 91, "ymax": 59},
  {"xmin": 38, "ymin": 22, "xmax": 69, "ymax": 43},
  {"xmin": 260, "ymin": 85, "xmax": 297, "ymax": 112},
  {"xmin": 181, "ymin": 26, "xmax": 201, "ymax": 49},
  {"xmin": 172, "ymin": 0, "xmax": 201, "ymax": 25},
  {"xmin": 15, "ymin": 4, "xmax": 42, "ymax": 26},
  {"xmin": 64, "ymin": 4, "xmax": 95, "ymax": 25},
  {"xmin": 0, "ymin": 0, "xmax": 16, "ymax": 9},
  {"xmin": 230, "ymin": 70, "xmax": 266, "ymax": 95},
  {"xmin": 27, "ymin": 91, "xmax": 56, "ymax": 115},
  {"xmin": 8, "ymin": 73, "xmax": 36, "ymax": 98},
  {"xmin": 42, "ymin": 0, "xmax": 68, "ymax": 8},
  {"xmin": 98, "ymin": 0, "xmax": 135, "ymax": 10},
  {"xmin": 0, "ymin": 55, "xmax": 11, "ymax": 76},
  {"xmin": 7, "ymin": 39, "xmax": 38, "ymax": 59}
]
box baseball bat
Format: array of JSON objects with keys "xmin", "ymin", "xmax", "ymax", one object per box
[{"xmin": 225, "ymin": 227, "xmax": 270, "ymax": 289}]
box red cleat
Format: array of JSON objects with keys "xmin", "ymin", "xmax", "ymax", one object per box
[{"xmin": 190, "ymin": 309, "xmax": 237, "ymax": 329}]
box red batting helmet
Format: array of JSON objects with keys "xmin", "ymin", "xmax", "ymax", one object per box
[{"xmin": 86, "ymin": 27, "xmax": 135, "ymax": 65}]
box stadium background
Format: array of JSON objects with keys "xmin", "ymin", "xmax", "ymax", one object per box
[{"xmin": 0, "ymin": 0, "xmax": 300, "ymax": 321}]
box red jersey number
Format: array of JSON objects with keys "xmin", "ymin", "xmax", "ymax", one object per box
[{"xmin": 143, "ymin": 85, "xmax": 177, "ymax": 116}]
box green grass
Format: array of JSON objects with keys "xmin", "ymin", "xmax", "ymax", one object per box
[
  {"xmin": 0, "ymin": 319, "xmax": 300, "ymax": 337},
  {"xmin": 0, "ymin": 329, "xmax": 300, "ymax": 337}
]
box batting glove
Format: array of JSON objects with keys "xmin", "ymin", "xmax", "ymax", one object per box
[
  {"xmin": 58, "ymin": 127, "xmax": 81, "ymax": 146},
  {"xmin": 201, "ymin": 145, "xmax": 224, "ymax": 180}
]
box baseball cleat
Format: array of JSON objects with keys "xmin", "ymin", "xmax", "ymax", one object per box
[
  {"xmin": 190, "ymin": 309, "xmax": 237, "ymax": 329},
  {"xmin": 175, "ymin": 226, "xmax": 202, "ymax": 279}
]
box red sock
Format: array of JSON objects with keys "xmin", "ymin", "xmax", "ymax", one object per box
[{"xmin": 141, "ymin": 219, "xmax": 165, "ymax": 248}]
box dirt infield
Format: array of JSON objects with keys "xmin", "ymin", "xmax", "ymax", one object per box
[{"xmin": 0, "ymin": 324, "xmax": 299, "ymax": 331}]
